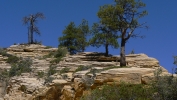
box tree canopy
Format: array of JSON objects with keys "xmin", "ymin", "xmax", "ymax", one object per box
[
  {"xmin": 59, "ymin": 19, "xmax": 90, "ymax": 54},
  {"xmin": 98, "ymin": 0, "xmax": 147, "ymax": 66}
]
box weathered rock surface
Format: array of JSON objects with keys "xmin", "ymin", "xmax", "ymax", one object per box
[{"xmin": 0, "ymin": 45, "xmax": 170, "ymax": 100}]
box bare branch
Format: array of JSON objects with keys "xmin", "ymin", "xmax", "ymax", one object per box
[
  {"xmin": 22, "ymin": 17, "xmax": 30, "ymax": 25},
  {"xmin": 34, "ymin": 12, "xmax": 45, "ymax": 19}
]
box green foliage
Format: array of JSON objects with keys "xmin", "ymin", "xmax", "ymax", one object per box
[
  {"xmin": 75, "ymin": 65, "xmax": 92, "ymax": 72},
  {"xmin": 82, "ymin": 68, "xmax": 177, "ymax": 100},
  {"xmin": 152, "ymin": 68, "xmax": 177, "ymax": 100},
  {"xmin": 89, "ymin": 22, "xmax": 119, "ymax": 56},
  {"xmin": 76, "ymin": 19, "xmax": 90, "ymax": 52},
  {"xmin": 9, "ymin": 58, "xmax": 32, "ymax": 77},
  {"xmin": 98, "ymin": 0, "xmax": 147, "ymax": 66},
  {"xmin": 59, "ymin": 22, "xmax": 79, "ymax": 54},
  {"xmin": 60, "ymin": 67, "xmax": 70, "ymax": 74},
  {"xmin": 37, "ymin": 71, "xmax": 45, "ymax": 78},
  {"xmin": 44, "ymin": 65, "xmax": 58, "ymax": 84},
  {"xmin": 130, "ymin": 49, "xmax": 135, "ymax": 54},
  {"xmin": 47, "ymin": 65, "xmax": 57, "ymax": 77},
  {"xmin": 50, "ymin": 57, "xmax": 61, "ymax": 64},
  {"xmin": 59, "ymin": 19, "xmax": 90, "ymax": 54},
  {"xmin": 0, "ymin": 48, "xmax": 11, "ymax": 57},
  {"xmin": 44, "ymin": 47, "xmax": 67, "ymax": 64},
  {"xmin": 0, "ymin": 69, "xmax": 9, "ymax": 80},
  {"xmin": 19, "ymin": 85, "xmax": 27, "ymax": 93},
  {"xmin": 81, "ymin": 83, "xmax": 155, "ymax": 100},
  {"xmin": 6, "ymin": 55, "xmax": 20, "ymax": 64}
]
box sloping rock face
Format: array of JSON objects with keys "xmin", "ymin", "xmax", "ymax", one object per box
[{"xmin": 0, "ymin": 45, "xmax": 169, "ymax": 100}]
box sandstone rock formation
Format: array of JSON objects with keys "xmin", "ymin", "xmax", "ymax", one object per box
[{"xmin": 0, "ymin": 44, "xmax": 170, "ymax": 100}]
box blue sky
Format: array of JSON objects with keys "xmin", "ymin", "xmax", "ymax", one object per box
[{"xmin": 0, "ymin": 0, "xmax": 177, "ymax": 73}]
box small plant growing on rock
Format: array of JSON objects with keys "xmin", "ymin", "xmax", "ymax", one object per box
[
  {"xmin": 60, "ymin": 67, "xmax": 70, "ymax": 74},
  {"xmin": 44, "ymin": 46, "xmax": 53, "ymax": 49},
  {"xmin": 9, "ymin": 58, "xmax": 32, "ymax": 77},
  {"xmin": 6, "ymin": 55, "xmax": 20, "ymax": 64},
  {"xmin": 81, "ymin": 83, "xmax": 156, "ymax": 100},
  {"xmin": 37, "ymin": 71, "xmax": 45, "ymax": 79},
  {"xmin": 0, "ymin": 48, "xmax": 11, "ymax": 57},
  {"xmin": 47, "ymin": 65, "xmax": 57, "ymax": 77},
  {"xmin": 75, "ymin": 65, "xmax": 92, "ymax": 72}
]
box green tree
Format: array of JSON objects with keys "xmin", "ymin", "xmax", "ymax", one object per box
[
  {"xmin": 59, "ymin": 19, "xmax": 89, "ymax": 54},
  {"xmin": 77, "ymin": 19, "xmax": 90, "ymax": 52},
  {"xmin": 89, "ymin": 23, "xmax": 119, "ymax": 56},
  {"xmin": 59, "ymin": 22, "xmax": 78, "ymax": 54},
  {"xmin": 98, "ymin": 0, "xmax": 147, "ymax": 66},
  {"xmin": 22, "ymin": 12, "xmax": 45, "ymax": 44}
]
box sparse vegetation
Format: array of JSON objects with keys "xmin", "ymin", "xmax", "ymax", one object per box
[
  {"xmin": 9, "ymin": 58, "xmax": 32, "ymax": 77},
  {"xmin": 81, "ymin": 83, "xmax": 155, "ymax": 100},
  {"xmin": 6, "ymin": 55, "xmax": 20, "ymax": 64},
  {"xmin": 37, "ymin": 71, "xmax": 45, "ymax": 79},
  {"xmin": 0, "ymin": 48, "xmax": 12, "ymax": 57},
  {"xmin": 75, "ymin": 65, "xmax": 92, "ymax": 72},
  {"xmin": 43, "ymin": 47, "xmax": 67, "ymax": 64},
  {"xmin": 82, "ymin": 67, "xmax": 177, "ymax": 100},
  {"xmin": 47, "ymin": 65, "xmax": 57, "ymax": 76},
  {"xmin": 60, "ymin": 67, "xmax": 70, "ymax": 74},
  {"xmin": 44, "ymin": 46, "xmax": 53, "ymax": 49}
]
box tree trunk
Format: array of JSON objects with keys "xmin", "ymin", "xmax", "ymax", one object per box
[
  {"xmin": 28, "ymin": 27, "xmax": 30, "ymax": 44},
  {"xmin": 30, "ymin": 16, "xmax": 34, "ymax": 44},
  {"xmin": 120, "ymin": 39, "xmax": 126, "ymax": 66},
  {"xmin": 31, "ymin": 30, "xmax": 33, "ymax": 44},
  {"xmin": 105, "ymin": 44, "xmax": 109, "ymax": 56}
]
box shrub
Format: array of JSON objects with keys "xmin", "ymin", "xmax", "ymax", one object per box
[
  {"xmin": 9, "ymin": 58, "xmax": 32, "ymax": 77},
  {"xmin": 152, "ymin": 68, "xmax": 177, "ymax": 100},
  {"xmin": 44, "ymin": 46, "xmax": 53, "ymax": 49},
  {"xmin": 60, "ymin": 67, "xmax": 70, "ymax": 74},
  {"xmin": 43, "ymin": 47, "xmax": 67, "ymax": 64},
  {"xmin": 6, "ymin": 55, "xmax": 20, "ymax": 64},
  {"xmin": 81, "ymin": 83, "xmax": 155, "ymax": 100},
  {"xmin": 0, "ymin": 48, "xmax": 11, "ymax": 57},
  {"xmin": 75, "ymin": 65, "xmax": 92, "ymax": 72},
  {"xmin": 47, "ymin": 65, "xmax": 57, "ymax": 77},
  {"xmin": 50, "ymin": 57, "xmax": 61, "ymax": 64},
  {"xmin": 37, "ymin": 71, "xmax": 45, "ymax": 78}
]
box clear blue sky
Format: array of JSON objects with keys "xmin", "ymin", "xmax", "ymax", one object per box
[{"xmin": 1, "ymin": 0, "xmax": 177, "ymax": 73}]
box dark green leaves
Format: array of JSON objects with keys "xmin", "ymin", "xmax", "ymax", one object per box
[{"xmin": 59, "ymin": 19, "xmax": 90, "ymax": 54}]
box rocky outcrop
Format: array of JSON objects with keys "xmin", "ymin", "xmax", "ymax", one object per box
[
  {"xmin": 7, "ymin": 44, "xmax": 57, "ymax": 58},
  {"xmin": 0, "ymin": 45, "xmax": 170, "ymax": 100}
]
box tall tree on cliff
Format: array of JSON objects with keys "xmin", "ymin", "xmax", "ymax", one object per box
[
  {"xmin": 98, "ymin": 0, "xmax": 147, "ymax": 66},
  {"xmin": 23, "ymin": 12, "xmax": 45, "ymax": 44},
  {"xmin": 89, "ymin": 23, "xmax": 119, "ymax": 56}
]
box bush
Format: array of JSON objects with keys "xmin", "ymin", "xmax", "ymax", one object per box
[
  {"xmin": 9, "ymin": 58, "xmax": 32, "ymax": 77},
  {"xmin": 81, "ymin": 83, "xmax": 155, "ymax": 100},
  {"xmin": 152, "ymin": 68, "xmax": 177, "ymax": 100},
  {"xmin": 0, "ymin": 48, "xmax": 11, "ymax": 57},
  {"xmin": 6, "ymin": 55, "xmax": 20, "ymax": 64},
  {"xmin": 44, "ymin": 46, "xmax": 53, "ymax": 49},
  {"xmin": 47, "ymin": 65, "xmax": 57, "ymax": 77},
  {"xmin": 60, "ymin": 67, "xmax": 70, "ymax": 74},
  {"xmin": 37, "ymin": 71, "xmax": 45, "ymax": 78},
  {"xmin": 50, "ymin": 57, "xmax": 61, "ymax": 64},
  {"xmin": 43, "ymin": 47, "xmax": 67, "ymax": 64},
  {"xmin": 75, "ymin": 65, "xmax": 92, "ymax": 72}
]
